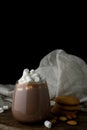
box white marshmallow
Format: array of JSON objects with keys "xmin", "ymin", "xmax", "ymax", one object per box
[
  {"xmin": 31, "ymin": 73, "xmax": 39, "ymax": 78},
  {"xmin": 33, "ymin": 76, "xmax": 40, "ymax": 82},
  {"xmin": 50, "ymin": 100, "xmax": 55, "ymax": 106},
  {"xmin": 23, "ymin": 68, "xmax": 29, "ymax": 76},
  {"xmin": 3, "ymin": 105, "xmax": 9, "ymax": 110},
  {"xmin": 44, "ymin": 120, "xmax": 52, "ymax": 128},
  {"xmin": 18, "ymin": 74, "xmax": 33, "ymax": 84},
  {"xmin": 25, "ymin": 76, "xmax": 33, "ymax": 82},
  {"xmin": 18, "ymin": 68, "xmax": 45, "ymax": 84},
  {"xmin": 0, "ymin": 107, "xmax": 4, "ymax": 113},
  {"xmin": 30, "ymin": 69, "xmax": 35, "ymax": 75},
  {"xmin": 18, "ymin": 77, "xmax": 25, "ymax": 84}
]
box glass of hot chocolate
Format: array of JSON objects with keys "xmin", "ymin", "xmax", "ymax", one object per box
[{"xmin": 12, "ymin": 69, "xmax": 50, "ymax": 123}]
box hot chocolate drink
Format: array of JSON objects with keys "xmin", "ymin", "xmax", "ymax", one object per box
[{"xmin": 12, "ymin": 69, "xmax": 50, "ymax": 122}]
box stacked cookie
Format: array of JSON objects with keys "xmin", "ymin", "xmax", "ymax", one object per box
[{"xmin": 51, "ymin": 96, "xmax": 80, "ymax": 119}]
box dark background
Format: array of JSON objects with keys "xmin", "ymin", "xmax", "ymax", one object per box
[{"xmin": 0, "ymin": 5, "xmax": 87, "ymax": 84}]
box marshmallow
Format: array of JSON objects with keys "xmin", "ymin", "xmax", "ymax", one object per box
[
  {"xmin": 30, "ymin": 69, "xmax": 35, "ymax": 75},
  {"xmin": 18, "ymin": 73, "xmax": 32, "ymax": 83},
  {"xmin": 3, "ymin": 105, "xmax": 9, "ymax": 110},
  {"xmin": 23, "ymin": 68, "xmax": 29, "ymax": 76},
  {"xmin": 25, "ymin": 76, "xmax": 33, "ymax": 82},
  {"xmin": 31, "ymin": 73, "xmax": 39, "ymax": 78},
  {"xmin": 0, "ymin": 107, "xmax": 4, "ymax": 113},
  {"xmin": 18, "ymin": 77, "xmax": 26, "ymax": 84},
  {"xmin": 31, "ymin": 73, "xmax": 41, "ymax": 82},
  {"xmin": 33, "ymin": 76, "xmax": 40, "ymax": 82},
  {"xmin": 50, "ymin": 100, "xmax": 55, "ymax": 106},
  {"xmin": 18, "ymin": 68, "xmax": 45, "ymax": 84},
  {"xmin": 44, "ymin": 120, "xmax": 52, "ymax": 128}
]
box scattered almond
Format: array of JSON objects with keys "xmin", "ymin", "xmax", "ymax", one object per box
[
  {"xmin": 66, "ymin": 120, "xmax": 77, "ymax": 125},
  {"xmin": 59, "ymin": 116, "xmax": 67, "ymax": 121}
]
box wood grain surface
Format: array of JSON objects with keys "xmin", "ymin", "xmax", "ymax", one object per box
[{"xmin": 0, "ymin": 109, "xmax": 87, "ymax": 130}]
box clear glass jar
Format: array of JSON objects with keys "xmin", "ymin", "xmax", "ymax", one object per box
[{"xmin": 12, "ymin": 82, "xmax": 50, "ymax": 123}]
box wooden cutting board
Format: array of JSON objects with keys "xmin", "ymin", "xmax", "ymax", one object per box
[{"xmin": 0, "ymin": 109, "xmax": 87, "ymax": 130}]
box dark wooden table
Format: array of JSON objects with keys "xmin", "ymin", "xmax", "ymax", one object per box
[{"xmin": 0, "ymin": 109, "xmax": 87, "ymax": 130}]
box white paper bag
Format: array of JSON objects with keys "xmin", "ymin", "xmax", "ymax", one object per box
[{"xmin": 36, "ymin": 49, "xmax": 87, "ymax": 104}]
